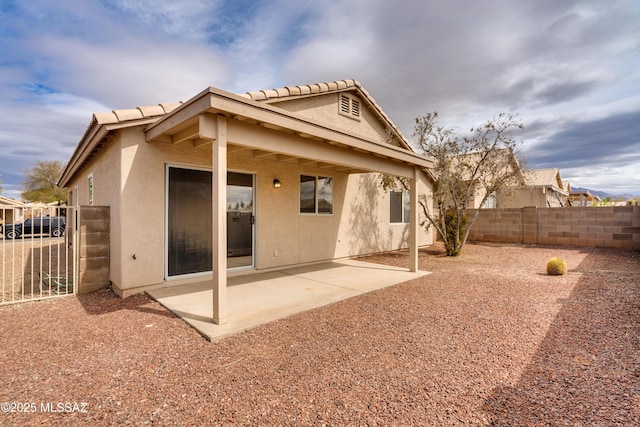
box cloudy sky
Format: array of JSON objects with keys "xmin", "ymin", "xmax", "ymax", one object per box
[{"xmin": 1, "ymin": 0, "xmax": 639, "ymax": 198}]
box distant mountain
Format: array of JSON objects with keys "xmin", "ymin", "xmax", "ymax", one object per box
[{"xmin": 572, "ymin": 187, "xmax": 638, "ymax": 200}]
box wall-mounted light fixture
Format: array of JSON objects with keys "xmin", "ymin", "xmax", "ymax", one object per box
[{"xmin": 273, "ymin": 178, "xmax": 282, "ymax": 188}]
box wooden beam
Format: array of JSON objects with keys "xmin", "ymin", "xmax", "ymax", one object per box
[
  {"xmin": 228, "ymin": 144, "xmax": 250, "ymax": 154},
  {"xmin": 199, "ymin": 113, "xmax": 218, "ymax": 140},
  {"xmin": 151, "ymin": 134, "xmax": 172, "ymax": 144},
  {"xmin": 277, "ymin": 154, "xmax": 299, "ymax": 163},
  {"xmin": 253, "ymin": 150, "xmax": 277, "ymax": 159},
  {"xmin": 228, "ymin": 121, "xmax": 417, "ymax": 178},
  {"xmin": 172, "ymin": 125, "xmax": 199, "ymax": 145},
  {"xmin": 192, "ymin": 138, "xmax": 211, "ymax": 148}
]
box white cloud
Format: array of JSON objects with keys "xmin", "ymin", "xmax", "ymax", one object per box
[
  {"xmin": 564, "ymin": 164, "xmax": 640, "ymax": 194},
  {"xmin": 26, "ymin": 35, "xmax": 232, "ymax": 108},
  {"xmin": 101, "ymin": 0, "xmax": 217, "ymax": 41}
]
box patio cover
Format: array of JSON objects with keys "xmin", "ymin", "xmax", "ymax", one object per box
[
  {"xmin": 142, "ymin": 86, "xmax": 433, "ymax": 325},
  {"xmin": 143, "ymin": 86, "xmax": 432, "ymax": 324}
]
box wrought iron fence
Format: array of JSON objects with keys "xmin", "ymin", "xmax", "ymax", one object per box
[{"xmin": 1, "ymin": 206, "xmax": 77, "ymax": 305}]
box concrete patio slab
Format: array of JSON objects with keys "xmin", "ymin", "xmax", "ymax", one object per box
[{"xmin": 147, "ymin": 259, "xmax": 430, "ymax": 341}]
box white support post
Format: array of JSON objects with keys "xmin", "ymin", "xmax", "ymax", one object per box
[
  {"xmin": 409, "ymin": 167, "xmax": 419, "ymax": 272},
  {"xmin": 212, "ymin": 115, "xmax": 228, "ymax": 324}
]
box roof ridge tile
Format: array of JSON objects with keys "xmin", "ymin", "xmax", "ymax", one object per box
[
  {"xmin": 93, "ymin": 102, "xmax": 184, "ymax": 125},
  {"xmin": 113, "ymin": 108, "xmax": 143, "ymax": 122},
  {"xmin": 241, "ymin": 79, "xmax": 360, "ymax": 101}
]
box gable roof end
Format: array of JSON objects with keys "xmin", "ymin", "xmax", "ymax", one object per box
[
  {"xmin": 239, "ymin": 79, "xmax": 412, "ymax": 151},
  {"xmin": 58, "ymin": 102, "xmax": 184, "ymax": 187}
]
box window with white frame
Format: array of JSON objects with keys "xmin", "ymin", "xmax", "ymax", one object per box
[
  {"xmin": 390, "ymin": 190, "xmax": 410, "ymax": 223},
  {"xmin": 300, "ymin": 175, "xmax": 333, "ymax": 214},
  {"xmin": 87, "ymin": 173, "xmax": 94, "ymax": 206},
  {"xmin": 483, "ymin": 193, "xmax": 497, "ymax": 209}
]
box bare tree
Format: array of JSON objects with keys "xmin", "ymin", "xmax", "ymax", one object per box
[
  {"xmin": 21, "ymin": 160, "xmax": 67, "ymax": 204},
  {"xmin": 383, "ymin": 112, "xmax": 524, "ymax": 256}
]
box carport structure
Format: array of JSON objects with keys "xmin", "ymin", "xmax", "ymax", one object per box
[{"xmin": 145, "ymin": 84, "xmax": 433, "ymax": 325}]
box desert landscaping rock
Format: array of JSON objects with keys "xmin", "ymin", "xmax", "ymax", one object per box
[{"xmin": 0, "ymin": 243, "xmax": 638, "ymax": 425}]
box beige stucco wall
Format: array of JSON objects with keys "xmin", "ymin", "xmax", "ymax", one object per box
[
  {"xmin": 335, "ymin": 173, "xmax": 432, "ymax": 256},
  {"xmin": 499, "ymin": 187, "xmax": 567, "ymax": 208},
  {"xmin": 66, "ymin": 131, "xmax": 123, "ymax": 286},
  {"xmin": 66, "ymin": 115, "xmax": 432, "ymax": 295}
]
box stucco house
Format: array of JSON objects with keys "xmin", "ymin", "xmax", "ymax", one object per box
[
  {"xmin": 58, "ymin": 79, "xmax": 434, "ymax": 324},
  {"xmin": 568, "ymin": 188, "xmax": 601, "ymax": 207},
  {"xmin": 0, "ymin": 196, "xmax": 26, "ymax": 229},
  {"xmin": 511, "ymin": 168, "xmax": 571, "ymax": 208},
  {"xmin": 449, "ymin": 148, "xmax": 571, "ymax": 209}
]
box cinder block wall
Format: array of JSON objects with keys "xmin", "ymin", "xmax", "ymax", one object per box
[
  {"xmin": 466, "ymin": 206, "xmax": 640, "ymax": 251},
  {"xmin": 78, "ymin": 206, "xmax": 110, "ymax": 293}
]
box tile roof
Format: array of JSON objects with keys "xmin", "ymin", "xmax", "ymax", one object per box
[
  {"xmin": 90, "ymin": 79, "xmax": 384, "ymax": 126},
  {"xmin": 93, "ymin": 102, "xmax": 184, "ymax": 125},
  {"xmin": 62, "ymin": 79, "xmax": 415, "ymax": 187},
  {"xmin": 524, "ymin": 168, "xmax": 563, "ymax": 187},
  {"xmin": 0, "ymin": 195, "xmax": 26, "ymax": 206},
  {"xmin": 239, "ymin": 79, "xmax": 357, "ymax": 101},
  {"xmin": 239, "ymin": 79, "xmax": 410, "ymax": 148},
  {"xmin": 85, "ymin": 79, "xmax": 407, "ymax": 146}
]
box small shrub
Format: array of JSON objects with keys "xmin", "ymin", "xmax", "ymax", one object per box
[
  {"xmin": 546, "ymin": 257, "xmax": 567, "ymax": 275},
  {"xmin": 443, "ymin": 209, "xmax": 468, "ymax": 256}
]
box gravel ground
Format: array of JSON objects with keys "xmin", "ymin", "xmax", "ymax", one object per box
[{"xmin": 0, "ymin": 243, "xmax": 638, "ymax": 426}]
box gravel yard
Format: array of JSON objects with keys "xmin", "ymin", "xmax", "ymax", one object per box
[{"xmin": 0, "ymin": 242, "xmax": 638, "ymax": 425}]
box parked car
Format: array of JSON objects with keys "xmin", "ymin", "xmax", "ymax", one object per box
[{"xmin": 1, "ymin": 216, "xmax": 66, "ymax": 239}]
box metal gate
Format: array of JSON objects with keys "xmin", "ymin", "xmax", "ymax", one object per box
[{"xmin": 1, "ymin": 205, "xmax": 78, "ymax": 305}]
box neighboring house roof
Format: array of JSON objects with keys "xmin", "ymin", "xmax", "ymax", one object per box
[
  {"xmin": 523, "ymin": 168, "xmax": 568, "ymax": 195},
  {"xmin": 0, "ymin": 195, "xmax": 26, "ymax": 207},
  {"xmin": 568, "ymin": 189, "xmax": 601, "ymax": 203},
  {"xmin": 59, "ymin": 79, "xmax": 431, "ymax": 187},
  {"xmin": 442, "ymin": 148, "xmax": 526, "ymax": 185}
]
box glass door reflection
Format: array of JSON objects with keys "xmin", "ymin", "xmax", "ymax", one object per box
[{"xmin": 227, "ymin": 172, "xmax": 254, "ymax": 269}]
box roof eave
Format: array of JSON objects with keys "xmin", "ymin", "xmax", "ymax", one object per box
[
  {"xmin": 146, "ymin": 87, "xmax": 433, "ymax": 172},
  {"xmin": 58, "ymin": 117, "xmax": 165, "ymax": 188},
  {"xmin": 58, "ymin": 118, "xmax": 106, "ymax": 188}
]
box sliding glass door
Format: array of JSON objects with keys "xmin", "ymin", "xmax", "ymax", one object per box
[
  {"xmin": 167, "ymin": 167, "xmax": 212, "ymax": 277},
  {"xmin": 166, "ymin": 167, "xmax": 255, "ymax": 278}
]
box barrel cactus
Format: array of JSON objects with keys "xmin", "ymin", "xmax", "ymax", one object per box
[{"xmin": 546, "ymin": 257, "xmax": 567, "ymax": 275}]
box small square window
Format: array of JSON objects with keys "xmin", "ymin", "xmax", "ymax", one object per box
[
  {"xmin": 390, "ymin": 190, "xmax": 409, "ymax": 224},
  {"xmin": 300, "ymin": 175, "xmax": 333, "ymax": 214},
  {"xmin": 483, "ymin": 193, "xmax": 497, "ymax": 209}
]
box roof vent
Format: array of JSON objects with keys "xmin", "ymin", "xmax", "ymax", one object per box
[{"xmin": 339, "ymin": 94, "xmax": 361, "ymax": 120}]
